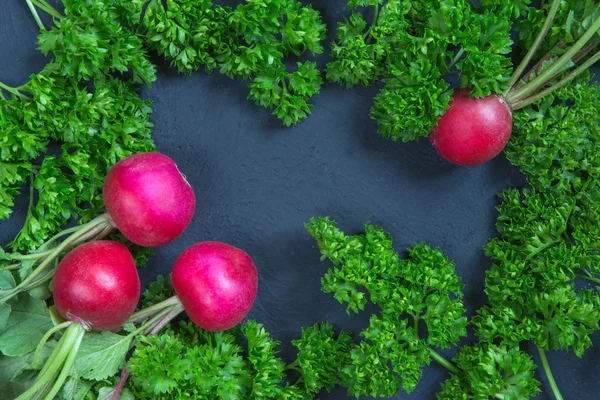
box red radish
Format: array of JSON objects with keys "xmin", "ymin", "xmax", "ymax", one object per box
[
  {"xmin": 16, "ymin": 241, "xmax": 141, "ymax": 400},
  {"xmin": 103, "ymin": 152, "xmax": 196, "ymax": 247},
  {"xmin": 429, "ymin": 90, "xmax": 512, "ymax": 166},
  {"xmin": 172, "ymin": 241, "xmax": 259, "ymax": 332},
  {"xmin": 53, "ymin": 240, "xmax": 140, "ymax": 330}
]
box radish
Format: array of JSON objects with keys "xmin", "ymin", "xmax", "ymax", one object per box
[
  {"xmin": 430, "ymin": 0, "xmax": 600, "ymax": 166},
  {"xmin": 0, "ymin": 151, "xmax": 195, "ymax": 303},
  {"xmin": 124, "ymin": 241, "xmax": 258, "ymax": 336},
  {"xmin": 103, "ymin": 152, "xmax": 196, "ymax": 248},
  {"xmin": 16, "ymin": 241, "xmax": 141, "ymax": 400},
  {"xmin": 172, "ymin": 241, "xmax": 259, "ymax": 331},
  {"xmin": 429, "ymin": 90, "xmax": 512, "ymax": 166},
  {"xmin": 52, "ymin": 241, "xmax": 141, "ymax": 330}
]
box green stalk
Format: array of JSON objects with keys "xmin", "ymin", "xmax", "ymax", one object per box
[
  {"xmin": 32, "ymin": 321, "xmax": 73, "ymax": 367},
  {"xmin": 448, "ymin": 48, "xmax": 465, "ymax": 70},
  {"xmin": 42, "ymin": 328, "xmax": 85, "ymax": 400},
  {"xmin": 30, "ymin": 0, "xmax": 62, "ymax": 19},
  {"xmin": 428, "ymin": 347, "xmax": 460, "ymax": 375},
  {"xmin": 148, "ymin": 303, "xmax": 185, "ymax": 335},
  {"xmin": 127, "ymin": 295, "xmax": 182, "ymax": 324},
  {"xmin": 24, "ymin": 0, "xmax": 45, "ymax": 30},
  {"xmin": 537, "ymin": 347, "xmax": 564, "ymax": 400},
  {"xmin": 15, "ymin": 324, "xmax": 85, "ymax": 400},
  {"xmin": 507, "ymin": 15, "xmax": 600, "ymax": 104},
  {"xmin": 7, "ymin": 249, "xmax": 55, "ymax": 261},
  {"xmin": 0, "ymin": 81, "xmax": 29, "ymax": 100},
  {"xmin": 363, "ymin": 5, "xmax": 380, "ymax": 41},
  {"xmin": 576, "ymin": 274, "xmax": 600, "ymax": 285},
  {"xmin": 505, "ymin": 0, "xmax": 561, "ymax": 94},
  {"xmin": 511, "ymin": 51, "xmax": 600, "ymax": 110}
]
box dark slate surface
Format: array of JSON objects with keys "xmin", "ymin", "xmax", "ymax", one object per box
[{"xmin": 1, "ymin": 1, "xmax": 599, "ymax": 399}]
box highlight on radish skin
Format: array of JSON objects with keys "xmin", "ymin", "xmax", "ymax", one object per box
[
  {"xmin": 53, "ymin": 240, "xmax": 141, "ymax": 330},
  {"xmin": 172, "ymin": 241, "xmax": 259, "ymax": 332},
  {"xmin": 103, "ymin": 152, "xmax": 196, "ymax": 247},
  {"xmin": 429, "ymin": 89, "xmax": 513, "ymax": 166}
]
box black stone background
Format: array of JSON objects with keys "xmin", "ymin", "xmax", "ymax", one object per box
[{"xmin": 1, "ymin": 1, "xmax": 599, "ymax": 399}]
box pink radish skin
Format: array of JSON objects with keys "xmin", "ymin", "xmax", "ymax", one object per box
[
  {"xmin": 103, "ymin": 152, "xmax": 196, "ymax": 247},
  {"xmin": 429, "ymin": 89, "xmax": 513, "ymax": 166},
  {"xmin": 172, "ymin": 241, "xmax": 258, "ymax": 332},
  {"xmin": 53, "ymin": 241, "xmax": 140, "ymax": 331}
]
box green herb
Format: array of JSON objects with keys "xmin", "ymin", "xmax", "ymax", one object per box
[
  {"xmin": 437, "ymin": 343, "xmax": 540, "ymax": 400},
  {"xmin": 126, "ymin": 318, "xmax": 351, "ymax": 399},
  {"xmin": 122, "ymin": 0, "xmax": 326, "ymax": 126},
  {"xmin": 306, "ymin": 216, "xmax": 542, "ymax": 398}
]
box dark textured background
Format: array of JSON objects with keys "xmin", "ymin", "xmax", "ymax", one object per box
[{"xmin": 1, "ymin": 1, "xmax": 599, "ymax": 399}]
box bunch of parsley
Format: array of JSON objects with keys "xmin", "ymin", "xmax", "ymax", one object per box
[
  {"xmin": 0, "ymin": 0, "xmax": 156, "ymax": 253},
  {"xmin": 119, "ymin": 0, "xmax": 327, "ymax": 126},
  {"xmin": 305, "ymin": 217, "xmax": 542, "ymax": 399}
]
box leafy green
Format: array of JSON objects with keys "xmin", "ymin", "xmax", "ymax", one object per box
[
  {"xmin": 517, "ymin": 0, "xmax": 600, "ymax": 59},
  {"xmin": 291, "ymin": 322, "xmax": 353, "ymax": 395},
  {"xmin": 140, "ymin": 274, "xmax": 176, "ymax": 309},
  {"xmin": 75, "ymin": 331, "xmax": 133, "ymax": 380},
  {"xmin": 127, "ymin": 318, "xmax": 354, "ymax": 399},
  {"xmin": 306, "ymin": 217, "xmax": 467, "ymax": 396},
  {"xmin": 508, "ymin": 72, "xmax": 600, "ymax": 192},
  {"xmin": 38, "ymin": 0, "xmax": 156, "ymax": 85},
  {"xmin": 327, "ymin": 0, "xmax": 514, "ymax": 141},
  {"xmin": 1, "ymin": 72, "xmax": 154, "ymax": 252},
  {"xmin": 0, "ymin": 341, "xmax": 56, "ymax": 398},
  {"xmin": 0, "ymin": 294, "xmax": 53, "ymax": 356},
  {"xmin": 124, "ymin": 0, "xmax": 326, "ymax": 126},
  {"xmin": 474, "ymin": 187, "xmax": 600, "ymax": 357},
  {"xmin": 437, "ymin": 343, "xmax": 540, "ymax": 400}
]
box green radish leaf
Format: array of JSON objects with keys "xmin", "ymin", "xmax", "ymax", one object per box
[
  {"xmin": 0, "ymin": 341, "xmax": 55, "ymax": 398},
  {"xmin": 75, "ymin": 332, "xmax": 132, "ymax": 380},
  {"xmin": 122, "ymin": 322, "xmax": 136, "ymax": 333},
  {"xmin": 0, "ymin": 304, "xmax": 10, "ymax": 331},
  {"xmin": 97, "ymin": 387, "xmax": 134, "ymax": 400},
  {"xmin": 28, "ymin": 284, "xmax": 52, "ymax": 300},
  {"xmin": 0, "ymin": 270, "xmax": 15, "ymax": 290},
  {"xmin": 0, "ymin": 294, "xmax": 53, "ymax": 356},
  {"xmin": 56, "ymin": 371, "xmax": 94, "ymax": 400}
]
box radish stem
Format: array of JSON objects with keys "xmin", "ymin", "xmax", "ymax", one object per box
[
  {"xmin": 511, "ymin": 51, "xmax": 600, "ymax": 110},
  {"xmin": 507, "ymin": 15, "xmax": 600, "ymax": 104},
  {"xmin": 32, "ymin": 321, "xmax": 73, "ymax": 367},
  {"xmin": 505, "ymin": 0, "xmax": 561, "ymax": 94}
]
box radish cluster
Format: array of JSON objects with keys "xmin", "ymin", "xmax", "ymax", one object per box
[{"xmin": 18, "ymin": 152, "xmax": 259, "ymax": 400}]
